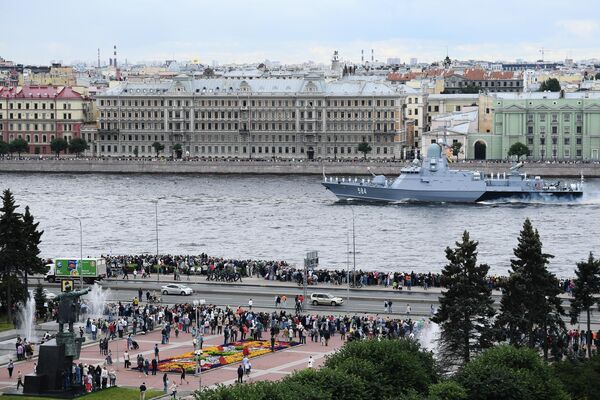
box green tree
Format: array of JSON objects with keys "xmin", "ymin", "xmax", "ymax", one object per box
[
  {"xmin": 428, "ymin": 381, "xmax": 468, "ymax": 400},
  {"xmin": 33, "ymin": 284, "xmax": 47, "ymax": 320},
  {"xmin": 595, "ymin": 72, "xmax": 600, "ymax": 80},
  {"xmin": 450, "ymin": 141, "xmax": 463, "ymax": 161},
  {"xmin": 173, "ymin": 143, "xmax": 183, "ymax": 159},
  {"xmin": 0, "ymin": 139, "xmax": 8, "ymax": 155},
  {"xmin": 22, "ymin": 206, "xmax": 45, "ymax": 291},
  {"xmin": 569, "ymin": 252, "xmax": 600, "ymax": 359},
  {"xmin": 0, "ymin": 190, "xmax": 27, "ymax": 324},
  {"xmin": 133, "ymin": 147, "xmax": 139, "ymax": 157},
  {"xmin": 496, "ymin": 219, "xmax": 565, "ymax": 360},
  {"xmin": 50, "ymin": 138, "xmax": 69, "ymax": 157},
  {"xmin": 9, "ymin": 138, "xmax": 29, "ymax": 156},
  {"xmin": 152, "ymin": 141, "xmax": 164, "ymax": 157},
  {"xmin": 431, "ymin": 231, "xmax": 495, "ymax": 367},
  {"xmin": 507, "ymin": 142, "xmax": 529, "ymax": 161},
  {"xmin": 539, "ymin": 78, "xmax": 561, "ymax": 92},
  {"xmin": 357, "ymin": 141, "xmax": 372, "ymax": 160},
  {"xmin": 554, "ymin": 354, "xmax": 600, "ymax": 400},
  {"xmin": 457, "ymin": 346, "xmax": 569, "ymax": 400},
  {"xmin": 68, "ymin": 138, "xmax": 88, "ymax": 156}
]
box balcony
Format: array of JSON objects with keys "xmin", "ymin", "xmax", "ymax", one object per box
[{"xmin": 239, "ymin": 128, "xmax": 250, "ymax": 134}]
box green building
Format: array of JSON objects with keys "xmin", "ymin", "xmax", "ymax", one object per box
[{"xmin": 468, "ymin": 92, "xmax": 600, "ymax": 160}]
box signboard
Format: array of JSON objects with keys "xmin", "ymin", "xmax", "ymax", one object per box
[
  {"xmin": 61, "ymin": 279, "xmax": 74, "ymax": 292},
  {"xmin": 55, "ymin": 259, "xmax": 98, "ymax": 277}
]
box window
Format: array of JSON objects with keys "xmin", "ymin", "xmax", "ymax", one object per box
[
  {"xmin": 527, "ymin": 126, "xmax": 533, "ymax": 135},
  {"xmin": 527, "ymin": 137, "xmax": 533, "ymax": 145},
  {"xmin": 564, "ymin": 138, "xmax": 570, "ymax": 145}
]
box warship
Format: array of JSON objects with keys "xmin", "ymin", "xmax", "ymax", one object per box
[{"xmin": 322, "ymin": 140, "xmax": 584, "ymax": 203}]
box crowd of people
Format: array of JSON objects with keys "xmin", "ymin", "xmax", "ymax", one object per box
[{"xmin": 102, "ymin": 253, "xmax": 580, "ymax": 295}]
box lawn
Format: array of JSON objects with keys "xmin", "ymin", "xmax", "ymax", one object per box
[
  {"xmin": 0, "ymin": 387, "xmax": 164, "ymax": 400},
  {"xmin": 0, "ymin": 315, "xmax": 14, "ymax": 332}
]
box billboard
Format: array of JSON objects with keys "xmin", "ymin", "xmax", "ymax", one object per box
[{"xmin": 55, "ymin": 259, "xmax": 98, "ymax": 277}]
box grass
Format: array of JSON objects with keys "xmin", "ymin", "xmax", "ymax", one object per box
[
  {"xmin": 0, "ymin": 315, "xmax": 14, "ymax": 332},
  {"xmin": 0, "ymin": 387, "xmax": 164, "ymax": 400}
]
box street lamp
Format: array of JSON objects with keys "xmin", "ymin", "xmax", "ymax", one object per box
[
  {"xmin": 67, "ymin": 215, "xmax": 84, "ymax": 290},
  {"xmin": 154, "ymin": 199, "xmax": 160, "ymax": 283},
  {"xmin": 350, "ymin": 208, "xmax": 356, "ymax": 288}
]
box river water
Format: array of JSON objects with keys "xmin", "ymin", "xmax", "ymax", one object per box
[{"xmin": 2, "ymin": 173, "xmax": 599, "ymax": 277}]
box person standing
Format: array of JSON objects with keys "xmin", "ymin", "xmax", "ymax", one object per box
[
  {"xmin": 7, "ymin": 359, "xmax": 14, "ymax": 378},
  {"xmin": 388, "ymin": 300, "xmax": 393, "ymax": 314},
  {"xmin": 248, "ymin": 298, "xmax": 253, "ymax": 310},
  {"xmin": 237, "ymin": 364, "xmax": 244, "ymax": 383},
  {"xmin": 123, "ymin": 350, "xmax": 130, "ymax": 368},
  {"xmin": 154, "ymin": 344, "xmax": 160, "ymax": 361},
  {"xmin": 180, "ymin": 365, "xmax": 187, "ymax": 385},
  {"xmin": 163, "ymin": 373, "xmax": 169, "ymax": 394},
  {"xmin": 138, "ymin": 288, "xmax": 143, "ymax": 302},
  {"xmin": 308, "ymin": 356, "xmax": 314, "ymax": 369},
  {"xmin": 139, "ymin": 382, "xmax": 147, "ymax": 400},
  {"xmin": 151, "ymin": 358, "xmax": 158, "ymax": 376},
  {"xmin": 406, "ymin": 304, "xmax": 411, "ymax": 316}
]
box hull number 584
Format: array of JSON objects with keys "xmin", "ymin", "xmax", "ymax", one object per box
[{"xmin": 357, "ymin": 187, "xmax": 367, "ymax": 195}]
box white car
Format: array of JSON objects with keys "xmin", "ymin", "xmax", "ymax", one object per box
[
  {"xmin": 310, "ymin": 293, "xmax": 344, "ymax": 306},
  {"xmin": 161, "ymin": 284, "xmax": 193, "ymax": 296}
]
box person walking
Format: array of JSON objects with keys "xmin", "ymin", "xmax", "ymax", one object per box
[
  {"xmin": 16, "ymin": 371, "xmax": 23, "ymax": 390},
  {"xmin": 7, "ymin": 359, "xmax": 14, "ymax": 378},
  {"xmin": 406, "ymin": 304, "xmax": 411, "ymax": 316},
  {"xmin": 387, "ymin": 300, "xmax": 393, "ymax": 314},
  {"xmin": 237, "ymin": 364, "xmax": 244, "ymax": 383},
  {"xmin": 139, "ymin": 382, "xmax": 147, "ymax": 400},
  {"xmin": 179, "ymin": 365, "xmax": 187, "ymax": 385},
  {"xmin": 308, "ymin": 356, "xmax": 314, "ymax": 369},
  {"xmin": 170, "ymin": 382, "xmax": 177, "ymax": 399}
]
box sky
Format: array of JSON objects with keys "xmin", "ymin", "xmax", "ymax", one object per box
[{"xmin": 2, "ymin": 0, "xmax": 600, "ymax": 66}]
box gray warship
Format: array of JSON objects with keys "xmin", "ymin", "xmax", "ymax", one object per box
[{"xmin": 322, "ymin": 141, "xmax": 584, "ymax": 203}]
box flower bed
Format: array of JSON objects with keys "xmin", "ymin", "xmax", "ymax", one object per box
[{"xmin": 157, "ymin": 339, "xmax": 301, "ymax": 373}]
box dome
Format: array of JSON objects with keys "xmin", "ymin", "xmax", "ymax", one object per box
[{"xmin": 427, "ymin": 143, "xmax": 441, "ymax": 159}]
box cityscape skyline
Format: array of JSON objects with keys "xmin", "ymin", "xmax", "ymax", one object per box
[{"xmin": 2, "ymin": 0, "xmax": 600, "ymax": 66}]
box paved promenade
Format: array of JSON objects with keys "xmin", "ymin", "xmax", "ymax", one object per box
[{"xmin": 0, "ymin": 325, "xmax": 338, "ymax": 395}]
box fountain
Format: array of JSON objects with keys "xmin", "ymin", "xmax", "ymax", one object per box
[
  {"xmin": 85, "ymin": 283, "xmax": 112, "ymax": 319},
  {"xmin": 416, "ymin": 319, "xmax": 440, "ymax": 352},
  {"xmin": 17, "ymin": 293, "xmax": 38, "ymax": 343}
]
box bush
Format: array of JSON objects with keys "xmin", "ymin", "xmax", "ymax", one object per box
[
  {"xmin": 457, "ymin": 345, "xmax": 569, "ymax": 400},
  {"xmin": 553, "ymin": 353, "xmax": 600, "ymax": 399},
  {"xmin": 428, "ymin": 381, "xmax": 468, "ymax": 400},
  {"xmin": 324, "ymin": 339, "xmax": 438, "ymax": 398}
]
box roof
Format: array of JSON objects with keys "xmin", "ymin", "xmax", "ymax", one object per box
[
  {"xmin": 99, "ymin": 76, "xmax": 402, "ymax": 97},
  {"xmin": 0, "ymin": 85, "xmax": 82, "ymax": 99}
]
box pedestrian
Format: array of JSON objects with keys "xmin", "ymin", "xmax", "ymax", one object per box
[
  {"xmin": 154, "ymin": 344, "xmax": 160, "ymax": 361},
  {"xmin": 17, "ymin": 371, "xmax": 23, "ymax": 390},
  {"xmin": 282, "ymin": 295, "xmax": 287, "ymax": 308},
  {"xmin": 406, "ymin": 304, "xmax": 411, "ymax": 316},
  {"xmin": 308, "ymin": 356, "xmax": 314, "ymax": 369},
  {"xmin": 180, "ymin": 365, "xmax": 187, "ymax": 384},
  {"xmin": 138, "ymin": 288, "xmax": 143, "ymax": 302},
  {"xmin": 7, "ymin": 359, "xmax": 14, "ymax": 378},
  {"xmin": 384, "ymin": 300, "xmax": 388, "ymax": 313},
  {"xmin": 123, "ymin": 268, "xmax": 129, "ymax": 280},
  {"xmin": 170, "ymin": 382, "xmax": 177, "ymax": 399},
  {"xmin": 163, "ymin": 373, "xmax": 169, "ymax": 394},
  {"xmin": 152, "ymin": 358, "xmax": 158, "ymax": 375},
  {"xmin": 124, "ymin": 350, "xmax": 130, "ymax": 368},
  {"xmin": 388, "ymin": 300, "xmax": 393, "ymax": 314},
  {"xmin": 275, "ymin": 296, "xmax": 280, "ymax": 308},
  {"xmin": 248, "ymin": 298, "xmax": 253, "ymax": 310},
  {"xmin": 139, "ymin": 382, "xmax": 147, "ymax": 400},
  {"xmin": 237, "ymin": 364, "xmax": 244, "ymax": 383},
  {"xmin": 430, "ymin": 304, "xmax": 435, "ymax": 317}
]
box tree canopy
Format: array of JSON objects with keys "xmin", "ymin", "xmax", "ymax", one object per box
[
  {"xmin": 68, "ymin": 138, "xmax": 88, "ymax": 156},
  {"xmin": 539, "ymin": 78, "xmax": 561, "ymax": 92},
  {"xmin": 9, "ymin": 138, "xmax": 28, "ymax": 156},
  {"xmin": 50, "ymin": 138, "xmax": 69, "ymax": 157},
  {"xmin": 569, "ymin": 252, "xmax": 600, "ymax": 358},
  {"xmin": 357, "ymin": 141, "xmax": 372, "ymax": 159},
  {"xmin": 507, "ymin": 142, "xmax": 529, "ymax": 161},
  {"xmin": 152, "ymin": 142, "xmax": 165, "ymax": 157}
]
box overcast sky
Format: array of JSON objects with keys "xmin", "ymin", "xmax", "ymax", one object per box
[{"xmin": 2, "ymin": 0, "xmax": 599, "ymax": 65}]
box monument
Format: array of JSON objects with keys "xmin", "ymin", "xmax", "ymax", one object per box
[{"xmin": 24, "ymin": 287, "xmax": 90, "ymax": 395}]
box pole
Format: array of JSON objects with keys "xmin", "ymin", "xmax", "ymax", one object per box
[
  {"xmin": 346, "ymin": 230, "xmax": 350, "ymax": 303},
  {"xmin": 351, "ymin": 208, "xmax": 356, "ymax": 288},
  {"xmin": 155, "ymin": 200, "xmax": 159, "ymax": 283},
  {"xmin": 79, "ymin": 218, "xmax": 83, "ymax": 290}
]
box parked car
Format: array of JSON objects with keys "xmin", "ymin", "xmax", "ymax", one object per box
[
  {"xmin": 310, "ymin": 292, "xmax": 344, "ymax": 306},
  {"xmin": 161, "ymin": 284, "xmax": 193, "ymax": 296}
]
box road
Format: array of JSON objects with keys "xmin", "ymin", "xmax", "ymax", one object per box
[{"xmin": 31, "ymin": 276, "xmax": 600, "ymax": 326}]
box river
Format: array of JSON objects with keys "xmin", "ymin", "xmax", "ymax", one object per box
[{"xmin": 2, "ymin": 173, "xmax": 599, "ymax": 277}]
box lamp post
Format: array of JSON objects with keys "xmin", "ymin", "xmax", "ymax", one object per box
[
  {"xmin": 154, "ymin": 199, "xmax": 160, "ymax": 283},
  {"xmin": 350, "ymin": 208, "xmax": 356, "ymax": 287},
  {"xmin": 346, "ymin": 230, "xmax": 350, "ymax": 303},
  {"xmin": 68, "ymin": 215, "xmax": 84, "ymax": 290}
]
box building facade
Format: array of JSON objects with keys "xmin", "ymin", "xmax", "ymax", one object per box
[
  {"xmin": 95, "ymin": 75, "xmax": 405, "ymax": 160},
  {"xmin": 0, "ymin": 86, "xmax": 94, "ymax": 154},
  {"xmin": 468, "ymin": 93, "xmax": 600, "ymax": 160}
]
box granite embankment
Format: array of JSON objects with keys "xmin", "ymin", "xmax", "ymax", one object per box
[{"xmin": 0, "ymin": 158, "xmax": 599, "ymax": 177}]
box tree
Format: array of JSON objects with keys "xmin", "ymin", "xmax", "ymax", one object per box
[
  {"xmin": 152, "ymin": 141, "xmax": 164, "ymax": 157},
  {"xmin": 569, "ymin": 252, "xmax": 600, "ymax": 359},
  {"xmin": 539, "ymin": 78, "xmax": 561, "ymax": 92},
  {"xmin": 507, "ymin": 142, "xmax": 529, "ymax": 161},
  {"xmin": 173, "ymin": 143, "xmax": 183, "ymax": 159},
  {"xmin": 595, "ymin": 72, "xmax": 600, "ymax": 80},
  {"xmin": 0, "ymin": 190, "xmax": 27, "ymax": 325},
  {"xmin": 428, "ymin": 381, "xmax": 468, "ymax": 400},
  {"xmin": 357, "ymin": 141, "xmax": 372, "ymax": 160},
  {"xmin": 450, "ymin": 142, "xmax": 462, "ymax": 161},
  {"xmin": 431, "ymin": 231, "xmax": 495, "ymax": 367},
  {"xmin": 22, "ymin": 206, "xmax": 45, "ymax": 291},
  {"xmin": 0, "ymin": 139, "xmax": 8, "ymax": 155},
  {"xmin": 33, "ymin": 284, "xmax": 47, "ymax": 320},
  {"xmin": 9, "ymin": 138, "xmax": 29, "ymax": 156},
  {"xmin": 554, "ymin": 354, "xmax": 600, "ymax": 400},
  {"xmin": 457, "ymin": 346, "xmax": 569, "ymax": 400},
  {"xmin": 50, "ymin": 138, "xmax": 69, "ymax": 157},
  {"xmin": 495, "ymin": 219, "xmax": 565, "ymax": 360},
  {"xmin": 68, "ymin": 138, "xmax": 88, "ymax": 156}
]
